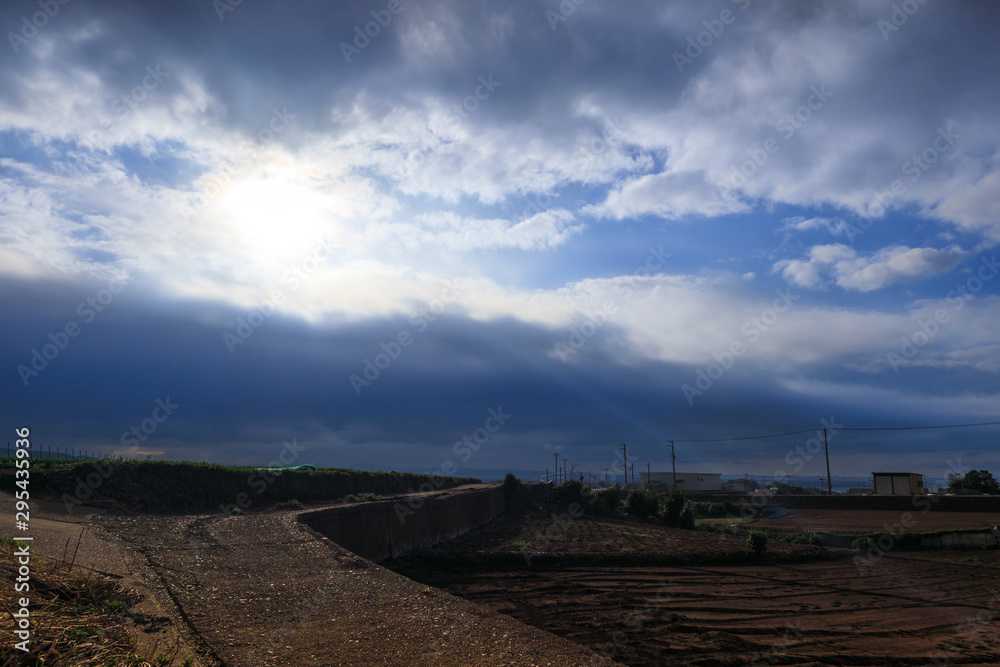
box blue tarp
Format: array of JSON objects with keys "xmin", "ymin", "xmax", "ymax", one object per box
[{"xmin": 760, "ymin": 506, "xmax": 788, "ymax": 519}]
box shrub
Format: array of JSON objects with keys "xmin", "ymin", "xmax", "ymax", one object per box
[
  {"xmin": 852, "ymin": 536, "xmax": 876, "ymax": 552},
  {"xmin": 677, "ymin": 502, "xmax": 696, "ymax": 529},
  {"xmin": 747, "ymin": 529, "xmax": 768, "ymax": 554},
  {"xmin": 689, "ymin": 501, "xmax": 731, "ymax": 518},
  {"xmin": 802, "ymin": 531, "xmax": 824, "ymax": 546},
  {"xmin": 556, "ymin": 478, "xmax": 585, "ymax": 502},
  {"xmin": 503, "ymin": 472, "xmax": 521, "ymax": 499},
  {"xmin": 595, "ymin": 484, "xmax": 623, "ymax": 514},
  {"xmin": 623, "ymin": 489, "xmax": 660, "ymax": 518},
  {"xmin": 661, "ymin": 487, "xmax": 686, "ymax": 525}
]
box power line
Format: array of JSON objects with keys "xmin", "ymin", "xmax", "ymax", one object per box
[
  {"xmin": 634, "ymin": 419, "xmax": 1000, "ymax": 445},
  {"xmin": 839, "ymin": 420, "xmax": 1000, "ymax": 432}
]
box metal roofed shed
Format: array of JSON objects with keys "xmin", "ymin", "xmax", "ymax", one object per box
[{"xmin": 872, "ymin": 472, "xmax": 923, "ymax": 495}]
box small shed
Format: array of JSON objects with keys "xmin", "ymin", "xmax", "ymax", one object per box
[{"xmin": 872, "ymin": 472, "xmax": 923, "ymax": 495}]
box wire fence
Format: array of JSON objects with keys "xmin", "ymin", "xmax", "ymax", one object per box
[{"xmin": 3, "ymin": 443, "xmax": 114, "ymax": 461}]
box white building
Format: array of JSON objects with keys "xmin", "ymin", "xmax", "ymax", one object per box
[
  {"xmin": 640, "ymin": 471, "xmax": 721, "ymax": 492},
  {"xmin": 872, "ymin": 472, "xmax": 924, "ymax": 495}
]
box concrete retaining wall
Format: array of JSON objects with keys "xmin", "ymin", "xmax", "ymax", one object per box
[
  {"xmin": 685, "ymin": 492, "xmax": 1000, "ymax": 512},
  {"xmin": 300, "ymin": 485, "xmax": 505, "ymax": 562}
]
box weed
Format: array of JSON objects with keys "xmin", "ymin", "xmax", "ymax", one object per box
[
  {"xmin": 747, "ymin": 529, "xmax": 768, "ymax": 554},
  {"xmin": 851, "ymin": 536, "xmax": 876, "ymax": 552},
  {"xmin": 103, "ymin": 599, "xmax": 127, "ymax": 615}
]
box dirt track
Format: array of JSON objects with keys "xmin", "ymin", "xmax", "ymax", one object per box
[
  {"xmin": 391, "ymin": 486, "xmax": 1000, "ymax": 666},
  {"xmin": 763, "ymin": 508, "xmax": 999, "ymax": 533},
  {"xmin": 401, "ymin": 548, "xmax": 1000, "ymax": 666}
]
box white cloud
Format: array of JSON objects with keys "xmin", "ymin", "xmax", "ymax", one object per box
[
  {"xmin": 587, "ymin": 170, "xmax": 748, "ymax": 220},
  {"xmin": 774, "ymin": 244, "xmax": 967, "ymax": 292},
  {"xmin": 933, "ymin": 170, "xmax": 1000, "ymax": 242},
  {"xmin": 778, "ymin": 216, "xmax": 848, "ymax": 238}
]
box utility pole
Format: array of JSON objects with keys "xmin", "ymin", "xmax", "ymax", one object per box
[
  {"xmin": 619, "ymin": 443, "xmax": 627, "ymax": 489},
  {"xmin": 604, "ymin": 468, "xmax": 609, "ymax": 485},
  {"xmin": 554, "ymin": 453, "xmax": 559, "ymax": 485},
  {"xmin": 668, "ymin": 440, "xmax": 676, "ymax": 490},
  {"xmin": 647, "ymin": 462, "xmax": 650, "ymax": 490},
  {"xmin": 630, "ymin": 462, "xmax": 634, "ymax": 488},
  {"xmin": 823, "ymin": 427, "xmax": 832, "ymax": 496},
  {"xmin": 546, "ymin": 467, "xmax": 549, "ymax": 483}
]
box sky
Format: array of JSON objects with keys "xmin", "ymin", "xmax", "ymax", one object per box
[{"xmin": 2, "ymin": 0, "xmax": 998, "ymax": 485}]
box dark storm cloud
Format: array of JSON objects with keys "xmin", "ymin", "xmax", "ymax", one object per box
[{"xmin": 2, "ymin": 272, "xmax": 990, "ymax": 472}]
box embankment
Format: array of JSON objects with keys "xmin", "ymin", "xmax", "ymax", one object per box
[
  {"xmin": 301, "ymin": 484, "xmax": 505, "ymax": 562},
  {"xmin": 0, "ymin": 460, "xmax": 479, "ymax": 512}
]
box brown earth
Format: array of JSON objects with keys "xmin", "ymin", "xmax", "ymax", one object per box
[
  {"xmin": 389, "ymin": 485, "xmax": 1000, "ymax": 666},
  {"xmin": 759, "ymin": 508, "xmax": 1000, "ymax": 533},
  {"xmin": 2, "ymin": 487, "xmax": 619, "ymax": 666}
]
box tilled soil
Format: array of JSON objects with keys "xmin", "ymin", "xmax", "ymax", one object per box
[
  {"xmin": 762, "ymin": 509, "xmax": 999, "ymax": 533},
  {"xmin": 390, "ymin": 488, "xmax": 1000, "ymax": 666}
]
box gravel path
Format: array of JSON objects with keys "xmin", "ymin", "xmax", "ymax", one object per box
[{"xmin": 97, "ymin": 507, "xmax": 620, "ymax": 666}]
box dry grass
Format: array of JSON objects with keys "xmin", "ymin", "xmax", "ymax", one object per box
[{"xmin": 0, "ymin": 534, "xmax": 191, "ymax": 667}]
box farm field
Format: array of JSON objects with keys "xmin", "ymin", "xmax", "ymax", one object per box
[
  {"xmin": 391, "ymin": 486, "xmax": 1000, "ymax": 666},
  {"xmin": 762, "ymin": 508, "xmax": 999, "ymax": 533},
  {"xmin": 403, "ymin": 553, "xmax": 1000, "ymax": 666}
]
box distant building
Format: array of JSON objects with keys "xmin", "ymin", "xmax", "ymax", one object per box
[
  {"xmin": 872, "ymin": 472, "xmax": 924, "ymax": 495},
  {"xmin": 641, "ymin": 472, "xmax": 721, "ymax": 492},
  {"xmin": 723, "ymin": 480, "xmax": 750, "ymax": 494}
]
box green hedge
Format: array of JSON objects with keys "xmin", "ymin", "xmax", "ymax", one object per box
[{"xmin": 0, "ymin": 460, "xmax": 480, "ymax": 512}]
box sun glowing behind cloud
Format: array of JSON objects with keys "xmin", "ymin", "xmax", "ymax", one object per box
[{"xmin": 219, "ymin": 165, "xmax": 341, "ymax": 262}]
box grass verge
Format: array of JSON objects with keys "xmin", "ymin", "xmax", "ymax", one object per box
[{"xmin": 0, "ymin": 534, "xmax": 191, "ymax": 666}]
